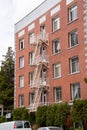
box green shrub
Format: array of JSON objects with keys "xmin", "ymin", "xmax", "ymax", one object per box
[
  {"xmin": 0, "ymin": 116, "xmax": 5, "ymax": 123},
  {"xmin": 13, "ymin": 107, "xmax": 29, "ymax": 120},
  {"xmin": 36, "ymin": 105, "xmax": 47, "ymax": 127}
]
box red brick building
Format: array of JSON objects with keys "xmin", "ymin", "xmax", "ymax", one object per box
[{"xmin": 14, "ymin": 0, "xmax": 87, "ymax": 111}]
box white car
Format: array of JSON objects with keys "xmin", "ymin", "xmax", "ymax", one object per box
[
  {"xmin": 37, "ymin": 126, "xmax": 63, "ymax": 130},
  {"xmin": 0, "ymin": 120, "xmax": 32, "ymax": 130}
]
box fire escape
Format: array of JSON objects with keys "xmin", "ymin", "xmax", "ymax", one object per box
[{"xmin": 29, "ymin": 29, "xmax": 49, "ymax": 111}]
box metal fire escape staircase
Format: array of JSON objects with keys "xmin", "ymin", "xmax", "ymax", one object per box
[{"xmin": 29, "ymin": 32, "xmax": 49, "ymax": 111}]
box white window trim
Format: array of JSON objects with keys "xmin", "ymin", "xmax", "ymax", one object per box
[
  {"xmin": 69, "ymin": 30, "xmax": 78, "ymax": 48},
  {"xmin": 29, "ymin": 52, "xmax": 34, "ymax": 65},
  {"xmin": 19, "ymin": 39, "xmax": 24, "ymax": 50},
  {"xmin": 55, "ymin": 87, "xmax": 62, "ymax": 102},
  {"xmin": 71, "ymin": 83, "xmax": 80, "ymax": 100},
  {"xmin": 69, "ymin": 5, "xmax": 78, "ymax": 22},
  {"xmin": 19, "ymin": 75, "xmax": 24, "ymax": 88},
  {"xmin": 19, "ymin": 56, "xmax": 24, "ymax": 68},
  {"xmin": 53, "ymin": 39, "xmax": 60, "ymax": 54},
  {"xmin": 19, "ymin": 95, "xmax": 24, "ymax": 107},
  {"xmin": 29, "ymin": 71, "xmax": 34, "ymax": 86},
  {"xmin": 70, "ymin": 57, "xmax": 79, "ymax": 74},
  {"xmin": 53, "ymin": 17, "xmax": 60, "ymax": 32},
  {"xmin": 29, "ymin": 32, "xmax": 35, "ymax": 44},
  {"xmin": 54, "ymin": 63, "xmax": 61, "ymax": 78}
]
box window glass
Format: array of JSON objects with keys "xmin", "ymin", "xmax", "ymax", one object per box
[
  {"xmin": 54, "ymin": 87, "xmax": 62, "ymax": 102},
  {"xmin": 24, "ymin": 121, "xmax": 30, "ymax": 128},
  {"xmin": 71, "ymin": 83, "xmax": 80, "ymax": 100},
  {"xmin": 16, "ymin": 121, "xmax": 23, "ymax": 128},
  {"xmin": 53, "ymin": 17, "xmax": 60, "ymax": 32},
  {"xmin": 69, "ymin": 5, "xmax": 77, "ymax": 22},
  {"xmin": 19, "ymin": 75, "xmax": 24, "ymax": 88},
  {"xmin": 19, "ymin": 56, "xmax": 24, "ymax": 68},
  {"xmin": 54, "ymin": 63, "xmax": 61, "ymax": 78},
  {"xmin": 70, "ymin": 56, "xmax": 79, "ymax": 73},
  {"xmin": 29, "ymin": 32, "xmax": 34, "ymax": 44},
  {"xmin": 29, "ymin": 71, "xmax": 34, "ymax": 86},
  {"xmin": 19, "ymin": 95, "xmax": 24, "ymax": 107},
  {"xmin": 69, "ymin": 30, "xmax": 78, "ymax": 47},
  {"xmin": 29, "ymin": 52, "xmax": 34, "ymax": 65},
  {"xmin": 53, "ymin": 39, "xmax": 60, "ymax": 54},
  {"xmin": 30, "ymin": 93, "xmax": 34, "ymax": 104},
  {"xmin": 19, "ymin": 39, "xmax": 24, "ymax": 50}
]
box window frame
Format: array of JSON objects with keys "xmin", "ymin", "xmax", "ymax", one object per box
[
  {"xmin": 69, "ymin": 30, "xmax": 78, "ymax": 48},
  {"xmin": 54, "ymin": 87, "xmax": 62, "ymax": 102},
  {"xmin": 19, "ymin": 39, "xmax": 24, "ymax": 50},
  {"xmin": 29, "ymin": 32, "xmax": 35, "ymax": 45},
  {"xmin": 69, "ymin": 4, "xmax": 78, "ymax": 23},
  {"xmin": 70, "ymin": 56, "xmax": 79, "ymax": 74},
  {"xmin": 29, "ymin": 71, "xmax": 34, "ymax": 86},
  {"xmin": 19, "ymin": 75, "xmax": 24, "ymax": 88},
  {"xmin": 70, "ymin": 82, "xmax": 80, "ymax": 100},
  {"xmin": 54, "ymin": 62, "xmax": 61, "ymax": 78},
  {"xmin": 29, "ymin": 52, "xmax": 34, "ymax": 65},
  {"xmin": 19, "ymin": 56, "xmax": 24, "ymax": 68},
  {"xmin": 52, "ymin": 16, "xmax": 60, "ymax": 32},
  {"xmin": 29, "ymin": 93, "xmax": 34, "ymax": 105},
  {"xmin": 53, "ymin": 39, "xmax": 60, "ymax": 54},
  {"xmin": 19, "ymin": 94, "xmax": 24, "ymax": 107}
]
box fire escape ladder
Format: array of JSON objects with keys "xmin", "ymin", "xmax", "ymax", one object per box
[
  {"xmin": 32, "ymin": 87, "xmax": 43, "ymax": 111},
  {"xmin": 32, "ymin": 64, "xmax": 42, "ymax": 87},
  {"xmin": 29, "ymin": 32, "xmax": 49, "ymax": 111},
  {"xmin": 33, "ymin": 42, "xmax": 42, "ymax": 63}
]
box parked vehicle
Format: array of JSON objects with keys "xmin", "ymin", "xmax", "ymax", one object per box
[
  {"xmin": 0, "ymin": 120, "xmax": 32, "ymax": 130},
  {"xmin": 37, "ymin": 126, "xmax": 63, "ymax": 130}
]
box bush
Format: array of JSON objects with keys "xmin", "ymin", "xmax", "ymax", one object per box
[
  {"xmin": 28, "ymin": 112, "xmax": 36, "ymax": 125},
  {"xmin": 36, "ymin": 105, "xmax": 47, "ymax": 127},
  {"xmin": 13, "ymin": 107, "xmax": 29, "ymax": 120},
  {"xmin": 46, "ymin": 104, "xmax": 56, "ymax": 126},
  {"xmin": 0, "ymin": 116, "xmax": 5, "ymax": 123}
]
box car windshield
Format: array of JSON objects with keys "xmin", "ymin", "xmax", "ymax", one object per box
[{"xmin": 16, "ymin": 121, "xmax": 23, "ymax": 128}]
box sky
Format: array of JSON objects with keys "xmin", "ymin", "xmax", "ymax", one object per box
[{"xmin": 0, "ymin": 0, "xmax": 45, "ymax": 64}]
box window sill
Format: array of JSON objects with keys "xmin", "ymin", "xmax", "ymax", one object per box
[
  {"xmin": 55, "ymin": 100, "xmax": 62, "ymax": 103},
  {"xmin": 51, "ymin": 28, "xmax": 60, "ymax": 34},
  {"xmin": 68, "ymin": 71, "xmax": 80, "ymax": 76},
  {"xmin": 67, "ymin": 44, "xmax": 79, "ymax": 50},
  {"xmin": 67, "ymin": 18, "xmax": 78, "ymax": 25},
  {"xmin": 19, "ymin": 67, "xmax": 24, "ymax": 69},
  {"xmin": 18, "ymin": 48, "xmax": 25, "ymax": 52},
  {"xmin": 52, "ymin": 50, "xmax": 61, "ymax": 56},
  {"xmin": 53, "ymin": 76, "xmax": 62, "ymax": 80},
  {"xmin": 19, "ymin": 86, "xmax": 24, "ymax": 88}
]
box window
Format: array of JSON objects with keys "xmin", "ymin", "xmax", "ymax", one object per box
[
  {"xmin": 24, "ymin": 121, "xmax": 30, "ymax": 128},
  {"xmin": 52, "ymin": 17, "xmax": 60, "ymax": 32},
  {"xmin": 29, "ymin": 71, "xmax": 34, "ymax": 86},
  {"xmin": 19, "ymin": 39, "xmax": 24, "ymax": 50},
  {"xmin": 69, "ymin": 5, "xmax": 77, "ymax": 22},
  {"xmin": 29, "ymin": 32, "xmax": 34, "ymax": 44},
  {"xmin": 71, "ymin": 83, "xmax": 80, "ymax": 100},
  {"xmin": 70, "ymin": 56, "xmax": 79, "ymax": 73},
  {"xmin": 19, "ymin": 56, "xmax": 24, "ymax": 68},
  {"xmin": 19, "ymin": 75, "xmax": 24, "ymax": 88},
  {"xmin": 54, "ymin": 63, "xmax": 61, "ymax": 78},
  {"xmin": 54, "ymin": 87, "xmax": 62, "ymax": 102},
  {"xmin": 53, "ymin": 39, "xmax": 60, "ymax": 54},
  {"xmin": 29, "ymin": 52, "xmax": 34, "ymax": 65},
  {"xmin": 69, "ymin": 30, "xmax": 78, "ymax": 47},
  {"xmin": 29, "ymin": 93, "xmax": 34, "ymax": 104},
  {"xmin": 40, "ymin": 25, "xmax": 46, "ymax": 39},
  {"xmin": 19, "ymin": 95, "xmax": 24, "ymax": 107}
]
